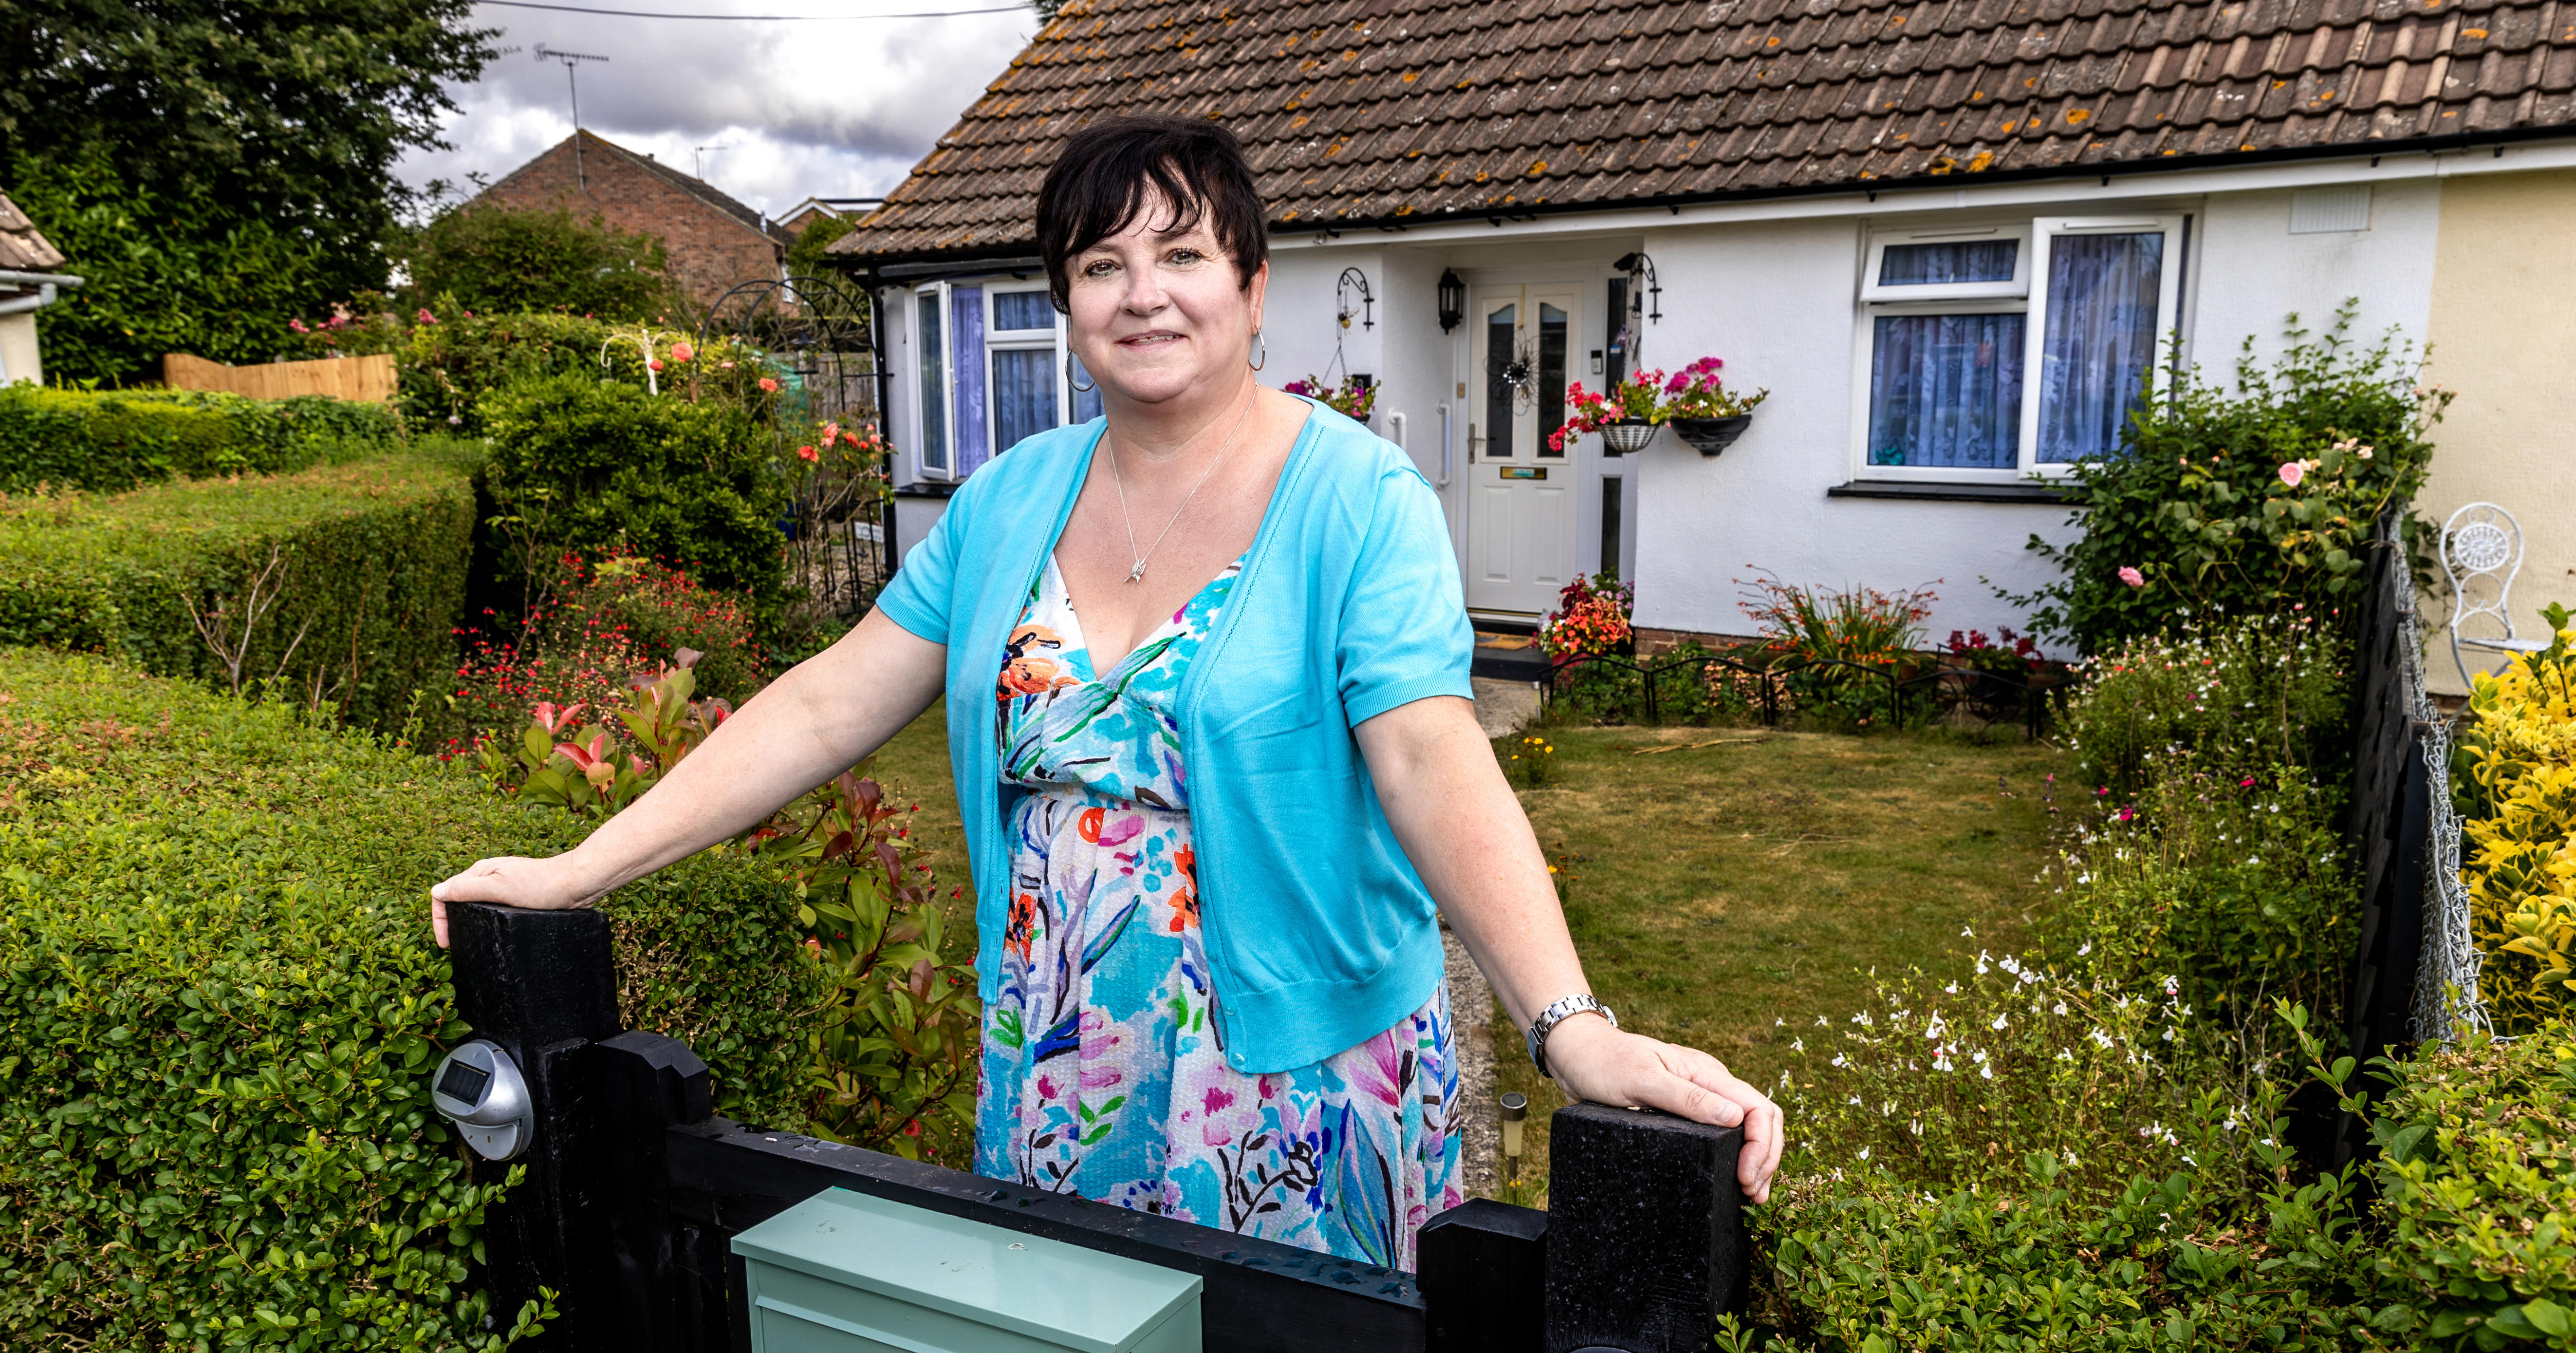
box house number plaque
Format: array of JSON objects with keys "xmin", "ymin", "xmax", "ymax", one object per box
[{"xmin": 1500, "ymin": 467, "xmax": 1547, "ymax": 480}]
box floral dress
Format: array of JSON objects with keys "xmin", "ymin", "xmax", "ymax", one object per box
[{"xmin": 978, "ymin": 552, "xmax": 1463, "ymax": 1269}]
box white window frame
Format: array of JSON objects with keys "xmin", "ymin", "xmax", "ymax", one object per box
[
  {"xmin": 2017, "ymin": 214, "xmax": 2187, "ymax": 480},
  {"xmin": 1849, "ymin": 214, "xmax": 2187, "ymax": 484},
  {"xmin": 911, "ymin": 282, "xmax": 955, "ymax": 480},
  {"xmin": 1858, "ymin": 223, "xmax": 2031, "ymax": 302},
  {"xmin": 984, "ymin": 282, "xmax": 1063, "ymax": 459}
]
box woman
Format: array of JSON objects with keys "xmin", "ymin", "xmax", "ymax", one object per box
[{"xmin": 432, "ymin": 115, "xmax": 1781, "ymax": 1267}]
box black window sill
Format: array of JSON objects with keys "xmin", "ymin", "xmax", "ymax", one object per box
[
  {"xmin": 1827, "ymin": 480, "xmax": 2072, "ymax": 505},
  {"xmin": 892, "ymin": 480, "xmax": 959, "ymax": 499}
]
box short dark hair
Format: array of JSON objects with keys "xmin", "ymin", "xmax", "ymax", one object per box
[{"xmin": 1036, "ymin": 115, "xmax": 1268, "ymax": 313}]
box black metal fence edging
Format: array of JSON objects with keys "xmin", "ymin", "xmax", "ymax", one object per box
[
  {"xmin": 447, "ymin": 900, "xmax": 1750, "ymax": 1353},
  {"xmin": 1538, "ymin": 648, "xmax": 2065, "ymax": 739}
]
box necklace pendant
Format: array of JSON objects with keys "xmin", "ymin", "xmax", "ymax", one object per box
[{"xmin": 1125, "ymin": 560, "xmax": 1149, "ymax": 583}]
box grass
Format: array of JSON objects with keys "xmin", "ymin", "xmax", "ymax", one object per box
[
  {"xmin": 1491, "ymin": 720, "xmax": 2069, "ymax": 1204},
  {"xmin": 856, "ymin": 700, "xmax": 2071, "ymax": 1207}
]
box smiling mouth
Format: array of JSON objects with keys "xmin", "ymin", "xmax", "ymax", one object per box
[{"xmin": 1118, "ymin": 331, "xmax": 1186, "ymax": 348}]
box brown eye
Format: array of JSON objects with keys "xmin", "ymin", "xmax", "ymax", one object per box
[{"xmin": 1082, "ymin": 260, "xmax": 1116, "ymax": 278}]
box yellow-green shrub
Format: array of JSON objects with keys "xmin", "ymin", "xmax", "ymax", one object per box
[
  {"xmin": 2463, "ymin": 604, "xmax": 2576, "ymax": 1033},
  {"xmin": 0, "ymin": 649, "xmax": 825, "ymax": 1348}
]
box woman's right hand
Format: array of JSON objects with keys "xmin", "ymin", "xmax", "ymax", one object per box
[{"xmin": 427, "ymin": 854, "xmax": 604, "ymax": 949}]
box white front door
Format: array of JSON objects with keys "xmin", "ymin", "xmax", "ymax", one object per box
[{"xmin": 1464, "ymin": 284, "xmax": 1581, "ymax": 617}]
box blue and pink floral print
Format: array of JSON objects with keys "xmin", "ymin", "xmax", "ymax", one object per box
[{"xmin": 979, "ymin": 552, "xmax": 1462, "ymax": 1268}]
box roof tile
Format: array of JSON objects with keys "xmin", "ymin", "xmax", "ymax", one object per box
[{"xmin": 836, "ymin": 0, "xmax": 2576, "ymax": 260}]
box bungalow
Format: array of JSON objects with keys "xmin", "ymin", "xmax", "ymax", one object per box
[
  {"xmin": 831, "ymin": 0, "xmax": 2576, "ymax": 694},
  {"xmin": 0, "ymin": 191, "xmax": 80, "ymax": 386}
]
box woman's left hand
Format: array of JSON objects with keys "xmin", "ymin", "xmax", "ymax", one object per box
[{"xmin": 1539, "ymin": 1014, "xmax": 1784, "ymax": 1203}]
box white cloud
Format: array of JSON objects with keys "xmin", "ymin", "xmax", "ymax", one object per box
[{"xmin": 396, "ymin": 0, "xmax": 1041, "ymax": 216}]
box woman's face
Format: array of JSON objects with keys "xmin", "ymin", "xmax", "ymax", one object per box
[{"xmin": 1064, "ymin": 192, "xmax": 1267, "ymax": 408}]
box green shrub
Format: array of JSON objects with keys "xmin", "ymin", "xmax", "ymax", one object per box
[
  {"xmin": 2051, "ymin": 614, "xmax": 2358, "ymax": 1026},
  {"xmin": 0, "ymin": 649, "xmax": 825, "ymax": 1348},
  {"xmin": 2323, "ymin": 1019, "xmax": 2576, "ymax": 1349},
  {"xmin": 0, "ymin": 444, "xmax": 475, "ymax": 733},
  {"xmin": 0, "ymin": 384, "xmax": 403, "ymax": 494},
  {"xmin": 2457, "ymin": 606, "xmax": 2576, "ymax": 1035},
  {"xmin": 476, "ymin": 375, "xmax": 788, "ymax": 628},
  {"xmin": 2014, "ymin": 304, "xmax": 2445, "ymax": 655},
  {"xmin": 400, "ymin": 204, "xmax": 683, "ymax": 323}
]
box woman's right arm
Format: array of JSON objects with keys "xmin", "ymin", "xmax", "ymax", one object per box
[{"xmin": 426, "ymin": 607, "xmax": 949, "ymax": 947}]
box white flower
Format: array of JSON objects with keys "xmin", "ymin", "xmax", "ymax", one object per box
[
  {"xmin": 1981, "ymin": 1062, "xmax": 1995, "ymax": 1079},
  {"xmin": 2056, "ymin": 1048, "xmax": 2074, "ymax": 1061},
  {"xmin": 2053, "ymin": 1001, "xmax": 2069, "ymax": 1016},
  {"xmin": 2077, "ymin": 942, "xmax": 2093, "ymax": 957},
  {"xmin": 1991, "ymin": 1013, "xmax": 2010, "ymax": 1031},
  {"xmin": 1791, "ymin": 1037, "xmax": 1805, "ymax": 1052},
  {"xmin": 1857, "ymin": 1146, "xmax": 1871, "ymax": 1162},
  {"xmin": 1848, "ymin": 1095, "xmax": 1863, "ymax": 1106},
  {"xmin": 1961, "ymin": 924, "xmax": 1976, "ymax": 938},
  {"xmin": 1944, "ymin": 982, "xmax": 1960, "ymax": 995},
  {"xmin": 1831, "ymin": 1053, "xmax": 1847, "ymax": 1068},
  {"xmin": 2091, "ymin": 1028, "xmax": 2114, "ymax": 1049}
]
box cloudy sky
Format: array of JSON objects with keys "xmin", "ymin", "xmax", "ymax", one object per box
[{"xmin": 394, "ymin": 0, "xmax": 1044, "ymax": 217}]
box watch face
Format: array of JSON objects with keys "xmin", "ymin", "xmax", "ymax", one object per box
[{"xmin": 437, "ymin": 1058, "xmax": 492, "ymax": 1105}]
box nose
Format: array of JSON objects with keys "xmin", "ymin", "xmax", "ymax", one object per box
[{"xmin": 1120, "ymin": 264, "xmax": 1169, "ymax": 318}]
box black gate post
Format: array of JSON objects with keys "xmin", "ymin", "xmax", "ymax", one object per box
[
  {"xmin": 447, "ymin": 901, "xmax": 625, "ymax": 1349},
  {"xmin": 595, "ymin": 1030, "xmax": 732, "ymax": 1353},
  {"xmin": 1419, "ymin": 1198, "xmax": 1546, "ymax": 1352},
  {"xmin": 1542, "ymin": 1103, "xmax": 1750, "ymax": 1353}
]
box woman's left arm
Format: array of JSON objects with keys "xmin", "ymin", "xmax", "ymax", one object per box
[{"xmin": 1355, "ymin": 695, "xmax": 1784, "ymax": 1203}]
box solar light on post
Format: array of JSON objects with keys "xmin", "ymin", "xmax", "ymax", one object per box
[{"xmin": 1500, "ymin": 1090, "xmax": 1528, "ymax": 1184}]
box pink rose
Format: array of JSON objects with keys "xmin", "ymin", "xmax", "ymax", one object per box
[
  {"xmin": 670, "ymin": 340, "xmax": 695, "ymax": 362},
  {"xmin": 2117, "ymin": 566, "xmax": 2146, "ymax": 588},
  {"xmin": 648, "ymin": 358, "xmax": 665, "ymax": 372},
  {"xmin": 758, "ymin": 377, "xmax": 779, "ymax": 392},
  {"xmin": 2278, "ymin": 461, "xmax": 2304, "ymax": 488}
]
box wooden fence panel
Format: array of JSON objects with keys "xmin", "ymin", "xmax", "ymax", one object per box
[{"xmin": 162, "ymin": 352, "xmax": 395, "ymax": 403}]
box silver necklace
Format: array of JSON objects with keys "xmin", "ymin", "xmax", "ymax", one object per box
[{"xmin": 1107, "ymin": 392, "xmax": 1256, "ymax": 583}]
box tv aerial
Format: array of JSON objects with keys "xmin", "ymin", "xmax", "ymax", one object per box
[{"xmin": 535, "ymin": 44, "xmax": 612, "ymax": 189}]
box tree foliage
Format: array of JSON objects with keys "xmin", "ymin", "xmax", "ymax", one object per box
[
  {"xmin": 402, "ymin": 204, "xmax": 682, "ymax": 322},
  {"xmin": 0, "ymin": 0, "xmax": 496, "ymax": 381}
]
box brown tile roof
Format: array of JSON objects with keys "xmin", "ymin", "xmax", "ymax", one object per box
[
  {"xmin": 834, "ymin": 0, "xmax": 2576, "ymax": 263},
  {"xmin": 0, "ymin": 191, "xmax": 68, "ymax": 275}
]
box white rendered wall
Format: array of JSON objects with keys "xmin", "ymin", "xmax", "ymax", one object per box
[
  {"xmin": 1627, "ymin": 216, "xmax": 2083, "ymax": 651},
  {"xmin": 2188, "ymin": 180, "xmax": 2442, "ymax": 376},
  {"xmin": 0, "ymin": 313, "xmax": 39, "ymax": 385}
]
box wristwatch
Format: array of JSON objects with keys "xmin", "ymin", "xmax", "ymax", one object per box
[{"xmin": 1525, "ymin": 994, "xmax": 1618, "ymax": 1078}]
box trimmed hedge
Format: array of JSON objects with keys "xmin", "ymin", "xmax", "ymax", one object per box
[
  {"xmin": 0, "ymin": 444, "xmax": 477, "ymax": 733},
  {"xmin": 0, "ymin": 384, "xmax": 403, "ymax": 494},
  {"xmin": 0, "ymin": 649, "xmax": 826, "ymax": 1348},
  {"xmin": 476, "ymin": 376, "xmax": 789, "ymax": 626}
]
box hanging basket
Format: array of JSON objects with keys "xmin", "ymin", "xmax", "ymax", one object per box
[
  {"xmin": 1599, "ymin": 419, "xmax": 1660, "ymax": 455},
  {"xmin": 1671, "ymin": 414, "xmax": 1753, "ymax": 457}
]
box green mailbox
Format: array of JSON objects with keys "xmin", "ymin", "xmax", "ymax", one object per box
[{"xmin": 731, "ymin": 1188, "xmax": 1205, "ymax": 1353}]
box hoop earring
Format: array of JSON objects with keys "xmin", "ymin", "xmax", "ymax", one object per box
[
  {"xmin": 1250, "ymin": 332, "xmax": 1267, "ymax": 371},
  {"xmin": 1066, "ymin": 351, "xmax": 1095, "ymax": 394}
]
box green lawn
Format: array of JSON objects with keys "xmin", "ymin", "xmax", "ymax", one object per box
[{"xmin": 856, "ymin": 702, "xmax": 2069, "ymax": 1204}]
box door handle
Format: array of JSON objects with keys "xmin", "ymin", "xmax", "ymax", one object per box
[{"xmin": 1437, "ymin": 403, "xmax": 1452, "ymax": 486}]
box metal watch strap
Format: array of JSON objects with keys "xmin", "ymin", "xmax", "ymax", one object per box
[{"xmin": 1525, "ymin": 994, "xmax": 1617, "ymax": 1078}]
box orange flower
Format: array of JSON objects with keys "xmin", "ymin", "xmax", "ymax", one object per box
[
  {"xmin": 758, "ymin": 377, "xmax": 779, "ymax": 392},
  {"xmin": 797, "ymin": 445, "xmax": 819, "ymax": 462}
]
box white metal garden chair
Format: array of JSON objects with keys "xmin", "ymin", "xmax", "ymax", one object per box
[{"xmin": 2441, "ymin": 501, "xmax": 2552, "ymax": 689}]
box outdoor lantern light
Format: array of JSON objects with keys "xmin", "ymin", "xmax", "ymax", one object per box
[
  {"xmin": 1500, "ymin": 1091, "xmax": 1528, "ymax": 1182},
  {"xmin": 1437, "ymin": 269, "xmax": 1465, "ymax": 333},
  {"xmin": 429, "ymin": 1039, "xmax": 533, "ymax": 1161}
]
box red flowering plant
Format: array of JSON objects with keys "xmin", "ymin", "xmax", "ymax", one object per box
[
  {"xmin": 1283, "ymin": 374, "xmax": 1377, "ymax": 421},
  {"xmin": 1537, "ymin": 571, "xmax": 1636, "ymax": 666},
  {"xmin": 1944, "ymin": 626, "xmax": 2043, "ymax": 677},
  {"xmin": 1659, "ymin": 356, "xmax": 1769, "ymax": 419},
  {"xmin": 1548, "ymin": 372, "xmax": 1667, "ymax": 452}
]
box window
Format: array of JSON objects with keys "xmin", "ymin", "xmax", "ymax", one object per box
[
  {"xmin": 910, "ymin": 279, "xmax": 1100, "ymax": 482},
  {"xmin": 1853, "ymin": 216, "xmax": 2186, "ymax": 480},
  {"xmin": 986, "ymin": 284, "xmax": 1059, "ymax": 458},
  {"xmin": 914, "ymin": 286, "xmax": 950, "ymax": 476}
]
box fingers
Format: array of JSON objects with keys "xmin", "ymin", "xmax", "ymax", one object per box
[
  {"xmin": 1657, "ymin": 1044, "xmax": 1785, "ymax": 1203},
  {"xmin": 431, "ymin": 898, "xmax": 449, "ymax": 950}
]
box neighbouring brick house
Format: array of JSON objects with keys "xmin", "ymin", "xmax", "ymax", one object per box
[
  {"xmin": 475, "ymin": 130, "xmax": 788, "ymax": 312},
  {"xmin": 838, "ymin": 0, "xmax": 2576, "ymax": 691}
]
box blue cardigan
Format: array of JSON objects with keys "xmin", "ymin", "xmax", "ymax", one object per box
[{"xmin": 875, "ymin": 399, "xmax": 1473, "ymax": 1074}]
